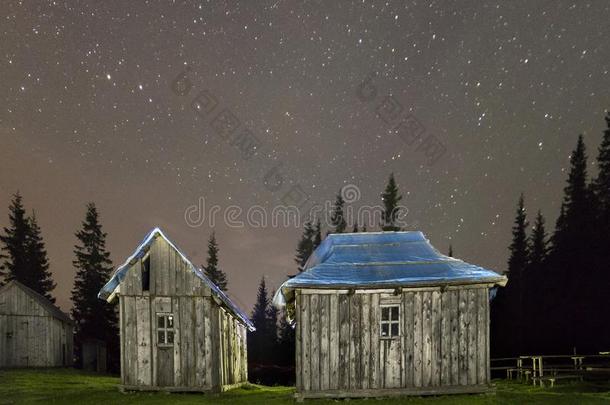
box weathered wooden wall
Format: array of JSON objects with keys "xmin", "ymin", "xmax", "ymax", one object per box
[
  {"xmin": 0, "ymin": 283, "xmax": 73, "ymax": 368},
  {"xmin": 119, "ymin": 235, "xmax": 248, "ymax": 391},
  {"xmin": 295, "ymin": 286, "xmax": 490, "ymax": 395}
]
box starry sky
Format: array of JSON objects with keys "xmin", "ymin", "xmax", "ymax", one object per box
[{"xmin": 1, "ymin": 1, "xmax": 609, "ymax": 313}]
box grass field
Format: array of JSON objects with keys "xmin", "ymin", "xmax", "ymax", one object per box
[{"xmin": 0, "ymin": 369, "xmax": 609, "ymax": 404}]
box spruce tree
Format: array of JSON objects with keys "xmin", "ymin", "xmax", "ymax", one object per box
[
  {"xmin": 71, "ymin": 203, "xmax": 118, "ymax": 369},
  {"xmin": 0, "ymin": 193, "xmax": 55, "ymax": 300},
  {"xmin": 313, "ymin": 219, "xmax": 322, "ymax": 249},
  {"xmin": 0, "ymin": 192, "xmax": 29, "ymax": 283},
  {"xmin": 506, "ymin": 194, "xmax": 530, "ymax": 354},
  {"xmin": 352, "ymin": 223, "xmax": 359, "ymax": 233},
  {"xmin": 203, "ymin": 232, "xmax": 228, "ymax": 291},
  {"xmin": 528, "ymin": 211, "xmax": 548, "ymax": 268},
  {"xmin": 295, "ymin": 221, "xmax": 315, "ymax": 271},
  {"xmin": 381, "ymin": 173, "xmax": 403, "ymax": 231},
  {"xmin": 330, "ymin": 191, "xmax": 347, "ymax": 234},
  {"xmin": 24, "ymin": 212, "xmax": 55, "ymax": 302},
  {"xmin": 448, "ymin": 245, "xmax": 453, "ymax": 257},
  {"xmin": 592, "ymin": 112, "xmax": 610, "ymax": 219},
  {"xmin": 248, "ymin": 277, "xmax": 272, "ymax": 365},
  {"xmin": 548, "ymin": 135, "xmax": 594, "ymax": 352},
  {"xmin": 508, "ymin": 194, "xmax": 529, "ymax": 276}
]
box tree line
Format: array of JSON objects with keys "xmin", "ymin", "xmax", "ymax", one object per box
[
  {"xmin": 0, "ymin": 196, "xmax": 226, "ymax": 371},
  {"xmin": 491, "ymin": 112, "xmax": 610, "ymax": 356}
]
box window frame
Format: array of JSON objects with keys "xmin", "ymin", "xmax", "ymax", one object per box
[
  {"xmin": 380, "ymin": 304, "xmax": 401, "ymax": 339},
  {"xmin": 156, "ymin": 312, "xmax": 174, "ymax": 347}
]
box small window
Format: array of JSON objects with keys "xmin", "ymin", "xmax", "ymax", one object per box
[
  {"xmin": 157, "ymin": 313, "xmax": 174, "ymax": 346},
  {"xmin": 380, "ymin": 305, "xmax": 400, "ymax": 338},
  {"xmin": 142, "ymin": 255, "xmax": 150, "ymax": 291}
]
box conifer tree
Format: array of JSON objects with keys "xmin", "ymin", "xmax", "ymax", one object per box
[
  {"xmin": 0, "ymin": 192, "xmax": 29, "ymax": 283},
  {"xmin": 313, "ymin": 219, "xmax": 322, "ymax": 249},
  {"xmin": 24, "ymin": 212, "xmax": 55, "ymax": 302},
  {"xmin": 592, "ymin": 113, "xmax": 610, "ymax": 221},
  {"xmin": 71, "ymin": 203, "xmax": 118, "ymax": 369},
  {"xmin": 277, "ymin": 310, "xmax": 295, "ymax": 367},
  {"xmin": 0, "ymin": 193, "xmax": 55, "ymax": 300},
  {"xmin": 548, "ymin": 135, "xmax": 594, "ymax": 352},
  {"xmin": 295, "ymin": 221, "xmax": 315, "ymax": 271},
  {"xmin": 528, "ymin": 211, "xmax": 548, "ymax": 268},
  {"xmin": 504, "ymin": 194, "xmax": 530, "ymax": 354},
  {"xmin": 248, "ymin": 277, "xmax": 272, "ymax": 365},
  {"xmin": 203, "ymin": 232, "xmax": 228, "ymax": 291},
  {"xmin": 330, "ymin": 191, "xmax": 347, "ymax": 234},
  {"xmin": 381, "ymin": 173, "xmax": 403, "ymax": 231},
  {"xmin": 448, "ymin": 245, "xmax": 453, "ymax": 257},
  {"xmin": 352, "ymin": 223, "xmax": 359, "ymax": 233},
  {"xmin": 508, "ymin": 194, "xmax": 529, "ymax": 276}
]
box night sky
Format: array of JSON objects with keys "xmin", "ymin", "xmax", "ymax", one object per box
[{"xmin": 1, "ymin": 1, "xmax": 609, "ymax": 313}]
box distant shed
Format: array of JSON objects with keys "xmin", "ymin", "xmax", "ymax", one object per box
[
  {"xmin": 0, "ymin": 280, "xmax": 73, "ymax": 368},
  {"xmin": 98, "ymin": 228, "xmax": 254, "ymax": 392},
  {"xmin": 274, "ymin": 232, "xmax": 507, "ymax": 400}
]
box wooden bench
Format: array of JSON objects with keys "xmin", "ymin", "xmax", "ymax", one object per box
[{"xmin": 538, "ymin": 374, "xmax": 583, "ymax": 388}]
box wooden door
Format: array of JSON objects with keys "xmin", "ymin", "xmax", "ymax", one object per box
[
  {"xmin": 381, "ymin": 338, "xmax": 402, "ymax": 387},
  {"xmin": 157, "ymin": 347, "xmax": 174, "ymax": 386}
]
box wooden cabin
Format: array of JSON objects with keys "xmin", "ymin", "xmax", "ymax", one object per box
[
  {"xmin": 274, "ymin": 232, "xmax": 507, "ymax": 400},
  {"xmin": 98, "ymin": 228, "xmax": 254, "ymax": 392},
  {"xmin": 0, "ymin": 280, "xmax": 73, "ymax": 368}
]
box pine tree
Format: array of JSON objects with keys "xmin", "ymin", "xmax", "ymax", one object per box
[
  {"xmin": 71, "ymin": 203, "xmax": 118, "ymax": 369},
  {"xmin": 203, "ymin": 232, "xmax": 228, "ymax": 291},
  {"xmin": 313, "ymin": 219, "xmax": 322, "ymax": 249},
  {"xmin": 248, "ymin": 277, "xmax": 272, "ymax": 365},
  {"xmin": 508, "ymin": 194, "xmax": 529, "ymax": 276},
  {"xmin": 591, "ymin": 112, "xmax": 610, "ymax": 346},
  {"xmin": 352, "ymin": 223, "xmax": 359, "ymax": 233},
  {"xmin": 24, "ymin": 212, "xmax": 55, "ymax": 302},
  {"xmin": 330, "ymin": 191, "xmax": 347, "ymax": 234},
  {"xmin": 0, "ymin": 192, "xmax": 29, "ymax": 283},
  {"xmin": 548, "ymin": 135, "xmax": 594, "ymax": 353},
  {"xmin": 448, "ymin": 245, "xmax": 453, "ymax": 257},
  {"xmin": 592, "ymin": 112, "xmax": 610, "ymax": 219},
  {"xmin": 505, "ymin": 194, "xmax": 530, "ymax": 355},
  {"xmin": 381, "ymin": 173, "xmax": 403, "ymax": 231},
  {"xmin": 528, "ymin": 211, "xmax": 548, "ymax": 267},
  {"xmin": 295, "ymin": 221, "xmax": 315, "ymax": 271}
]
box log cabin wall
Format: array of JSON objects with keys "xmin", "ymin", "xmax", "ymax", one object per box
[
  {"xmin": 0, "ymin": 282, "xmax": 73, "ymax": 368},
  {"xmin": 295, "ymin": 285, "xmax": 490, "ymax": 395},
  {"xmin": 118, "ymin": 235, "xmax": 248, "ymax": 391}
]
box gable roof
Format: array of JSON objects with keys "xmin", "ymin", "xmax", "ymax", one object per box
[
  {"xmin": 97, "ymin": 228, "xmax": 254, "ymax": 331},
  {"xmin": 0, "ymin": 280, "xmax": 72, "ymax": 324},
  {"xmin": 274, "ymin": 231, "xmax": 507, "ymax": 306}
]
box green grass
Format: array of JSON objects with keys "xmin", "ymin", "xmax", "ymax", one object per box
[{"xmin": 0, "ymin": 368, "xmax": 609, "ymax": 404}]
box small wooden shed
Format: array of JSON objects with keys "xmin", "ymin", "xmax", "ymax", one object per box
[
  {"xmin": 98, "ymin": 228, "xmax": 254, "ymax": 392},
  {"xmin": 0, "ymin": 280, "xmax": 73, "ymax": 368},
  {"xmin": 274, "ymin": 232, "xmax": 507, "ymax": 400}
]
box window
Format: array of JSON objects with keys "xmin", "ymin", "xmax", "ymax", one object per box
[
  {"xmin": 380, "ymin": 305, "xmax": 400, "ymax": 338},
  {"xmin": 142, "ymin": 254, "xmax": 150, "ymax": 291},
  {"xmin": 157, "ymin": 313, "xmax": 174, "ymax": 346}
]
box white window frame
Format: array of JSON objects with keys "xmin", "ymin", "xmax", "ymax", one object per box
[
  {"xmin": 380, "ymin": 304, "xmax": 400, "ymax": 339},
  {"xmin": 156, "ymin": 313, "xmax": 174, "ymax": 347}
]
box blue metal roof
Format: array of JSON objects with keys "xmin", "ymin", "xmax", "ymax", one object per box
[
  {"xmin": 98, "ymin": 228, "xmax": 255, "ymax": 331},
  {"xmin": 274, "ymin": 231, "xmax": 506, "ymax": 306}
]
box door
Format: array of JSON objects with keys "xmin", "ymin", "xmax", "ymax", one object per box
[
  {"xmin": 157, "ymin": 348, "xmax": 174, "ymax": 386},
  {"xmin": 380, "ymin": 304, "xmax": 402, "ymax": 388}
]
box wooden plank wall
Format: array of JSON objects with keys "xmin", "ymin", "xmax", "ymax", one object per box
[
  {"xmin": 0, "ymin": 284, "xmax": 73, "ymax": 368},
  {"xmin": 119, "ymin": 235, "xmax": 248, "ymax": 390},
  {"xmin": 295, "ymin": 286, "xmax": 490, "ymax": 394}
]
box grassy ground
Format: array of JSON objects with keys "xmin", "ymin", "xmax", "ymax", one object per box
[{"xmin": 0, "ymin": 368, "xmax": 609, "ymax": 404}]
